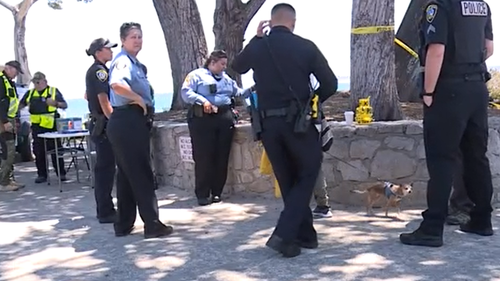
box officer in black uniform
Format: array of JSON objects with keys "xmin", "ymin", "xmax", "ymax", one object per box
[
  {"xmin": 400, "ymin": 0, "xmax": 494, "ymax": 247},
  {"xmin": 85, "ymin": 38, "xmax": 118, "ymax": 224},
  {"xmin": 232, "ymin": 3, "xmax": 338, "ymax": 257}
]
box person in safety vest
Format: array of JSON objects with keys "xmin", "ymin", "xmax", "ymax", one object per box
[
  {"xmin": 19, "ymin": 72, "xmax": 68, "ymax": 183},
  {"xmin": 400, "ymin": 0, "xmax": 494, "ymax": 247},
  {"xmin": 0, "ymin": 60, "xmax": 25, "ymax": 191}
]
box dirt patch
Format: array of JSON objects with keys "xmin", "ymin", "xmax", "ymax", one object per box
[{"xmin": 155, "ymin": 91, "xmax": 500, "ymax": 123}]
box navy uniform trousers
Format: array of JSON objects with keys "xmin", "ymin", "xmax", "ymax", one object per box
[
  {"xmin": 88, "ymin": 120, "xmax": 116, "ymax": 219},
  {"xmin": 420, "ymin": 74, "xmax": 494, "ymax": 235},
  {"xmin": 260, "ymin": 115, "xmax": 322, "ymax": 242}
]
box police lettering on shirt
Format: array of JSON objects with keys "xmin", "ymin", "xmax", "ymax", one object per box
[{"xmin": 461, "ymin": 1, "xmax": 488, "ymax": 17}]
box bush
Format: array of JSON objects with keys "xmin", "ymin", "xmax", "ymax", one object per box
[{"xmin": 488, "ymin": 69, "xmax": 500, "ymax": 101}]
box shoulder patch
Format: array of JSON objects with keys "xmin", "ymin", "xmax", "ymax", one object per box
[
  {"xmin": 114, "ymin": 58, "xmax": 129, "ymax": 71},
  {"xmin": 183, "ymin": 74, "xmax": 193, "ymax": 85},
  {"xmin": 96, "ymin": 69, "xmax": 108, "ymax": 82},
  {"xmin": 426, "ymin": 4, "xmax": 438, "ymax": 23},
  {"xmin": 461, "ymin": 1, "xmax": 488, "ymax": 17}
]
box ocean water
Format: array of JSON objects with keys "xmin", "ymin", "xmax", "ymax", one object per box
[{"xmin": 64, "ymin": 82, "xmax": 350, "ymax": 118}]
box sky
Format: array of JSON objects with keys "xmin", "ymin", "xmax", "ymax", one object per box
[{"xmin": 0, "ymin": 0, "xmax": 499, "ymax": 100}]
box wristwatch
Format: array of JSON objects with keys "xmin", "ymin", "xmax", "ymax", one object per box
[{"xmin": 420, "ymin": 91, "xmax": 434, "ymax": 98}]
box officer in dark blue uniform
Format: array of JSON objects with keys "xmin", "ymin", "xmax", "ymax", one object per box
[
  {"xmin": 232, "ymin": 3, "xmax": 338, "ymax": 257},
  {"xmin": 400, "ymin": 0, "xmax": 494, "ymax": 247},
  {"xmin": 85, "ymin": 38, "xmax": 118, "ymax": 224}
]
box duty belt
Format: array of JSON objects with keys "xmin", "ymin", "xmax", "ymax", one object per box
[
  {"xmin": 259, "ymin": 103, "xmax": 300, "ymax": 121},
  {"xmin": 440, "ymin": 73, "xmax": 486, "ymax": 82}
]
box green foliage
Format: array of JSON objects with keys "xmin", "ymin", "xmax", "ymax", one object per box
[
  {"xmin": 488, "ymin": 69, "xmax": 500, "ymax": 101},
  {"xmin": 47, "ymin": 0, "xmax": 92, "ymax": 10}
]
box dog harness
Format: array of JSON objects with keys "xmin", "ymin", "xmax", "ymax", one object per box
[{"xmin": 384, "ymin": 182, "xmax": 399, "ymax": 199}]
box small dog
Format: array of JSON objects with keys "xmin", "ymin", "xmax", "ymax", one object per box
[{"xmin": 350, "ymin": 182, "xmax": 413, "ymax": 217}]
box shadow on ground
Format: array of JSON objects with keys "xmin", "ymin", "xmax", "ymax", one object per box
[{"xmin": 1, "ymin": 163, "xmax": 500, "ymax": 281}]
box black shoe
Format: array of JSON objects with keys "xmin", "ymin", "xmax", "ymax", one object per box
[
  {"xmin": 446, "ymin": 210, "xmax": 470, "ymax": 225},
  {"xmin": 197, "ymin": 198, "xmax": 211, "ymax": 206},
  {"xmin": 399, "ymin": 229, "xmax": 443, "ymax": 247},
  {"xmin": 297, "ymin": 239, "xmax": 318, "ymax": 249},
  {"xmin": 265, "ymin": 235, "xmax": 301, "ymax": 258},
  {"xmin": 98, "ymin": 213, "xmax": 117, "ymax": 224},
  {"xmin": 459, "ymin": 222, "xmax": 494, "ymax": 236},
  {"xmin": 144, "ymin": 221, "xmax": 174, "ymax": 239},
  {"xmin": 114, "ymin": 225, "xmax": 135, "ymax": 237},
  {"xmin": 35, "ymin": 176, "xmax": 47, "ymax": 184},
  {"xmin": 60, "ymin": 175, "xmax": 68, "ymax": 182},
  {"xmin": 211, "ymin": 196, "xmax": 222, "ymax": 203}
]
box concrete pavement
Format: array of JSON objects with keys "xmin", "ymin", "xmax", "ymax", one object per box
[{"xmin": 1, "ymin": 163, "xmax": 500, "ymax": 281}]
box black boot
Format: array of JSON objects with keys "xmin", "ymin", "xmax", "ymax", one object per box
[{"xmin": 399, "ymin": 228, "xmax": 443, "ymax": 247}]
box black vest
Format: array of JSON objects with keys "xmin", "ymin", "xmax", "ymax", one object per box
[{"xmin": 420, "ymin": 0, "xmax": 489, "ymax": 75}]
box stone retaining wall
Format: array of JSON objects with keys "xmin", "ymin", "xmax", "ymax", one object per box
[{"xmin": 151, "ymin": 117, "xmax": 500, "ymax": 206}]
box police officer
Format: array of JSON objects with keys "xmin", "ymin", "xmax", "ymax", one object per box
[
  {"xmin": 107, "ymin": 22, "xmax": 173, "ymax": 239},
  {"xmin": 85, "ymin": 38, "xmax": 118, "ymax": 223},
  {"xmin": 181, "ymin": 50, "xmax": 252, "ymax": 206},
  {"xmin": 19, "ymin": 72, "xmax": 68, "ymax": 183},
  {"xmin": 232, "ymin": 3, "xmax": 338, "ymax": 257},
  {"xmin": 400, "ymin": 0, "xmax": 494, "ymax": 247},
  {"xmin": 0, "ymin": 61, "xmax": 24, "ymax": 191}
]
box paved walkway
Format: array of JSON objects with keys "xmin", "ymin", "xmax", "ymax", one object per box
[{"xmin": 1, "ymin": 163, "xmax": 500, "ymax": 281}]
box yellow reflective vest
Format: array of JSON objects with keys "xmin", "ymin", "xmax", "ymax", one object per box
[
  {"xmin": 26, "ymin": 87, "xmax": 57, "ymax": 129},
  {"xmin": 0, "ymin": 72, "xmax": 19, "ymax": 119}
]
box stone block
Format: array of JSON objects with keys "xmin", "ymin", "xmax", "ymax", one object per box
[
  {"xmin": 330, "ymin": 124, "xmax": 356, "ymax": 138},
  {"xmin": 384, "ymin": 136, "xmax": 415, "ymax": 151},
  {"xmin": 355, "ymin": 125, "xmax": 378, "ymax": 137},
  {"xmin": 405, "ymin": 121, "xmax": 423, "ymax": 135},
  {"xmin": 370, "ymin": 150, "xmax": 416, "ymax": 180},
  {"xmin": 416, "ymin": 139, "xmax": 426, "ymax": 159},
  {"xmin": 415, "ymin": 161, "xmax": 429, "ymax": 180},
  {"xmin": 488, "ymin": 129, "xmax": 500, "ymax": 156},
  {"xmin": 376, "ymin": 121, "xmax": 406, "ymax": 134},
  {"xmin": 349, "ymin": 139, "xmax": 381, "ymax": 159},
  {"xmin": 327, "ymin": 139, "xmax": 350, "ymax": 159},
  {"xmin": 337, "ymin": 160, "xmax": 369, "ymax": 181}
]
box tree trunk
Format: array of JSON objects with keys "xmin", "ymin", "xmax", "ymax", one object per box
[
  {"xmin": 395, "ymin": 0, "xmax": 427, "ymax": 102},
  {"xmin": 152, "ymin": 0, "xmax": 208, "ymax": 110},
  {"xmin": 0, "ymin": 0, "xmax": 37, "ymax": 86},
  {"xmin": 350, "ymin": 0, "xmax": 403, "ymax": 121},
  {"xmin": 213, "ymin": 0, "xmax": 266, "ymax": 87}
]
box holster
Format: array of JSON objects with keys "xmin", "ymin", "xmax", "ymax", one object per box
[
  {"xmin": 91, "ymin": 114, "xmax": 106, "ymax": 138},
  {"xmin": 191, "ymin": 105, "xmax": 204, "ymax": 118},
  {"xmin": 293, "ymin": 98, "xmax": 313, "ymax": 134},
  {"xmin": 146, "ymin": 106, "xmax": 155, "ymax": 131},
  {"xmin": 248, "ymin": 96, "xmax": 262, "ymax": 141},
  {"xmin": 486, "ymin": 71, "xmax": 492, "ymax": 83}
]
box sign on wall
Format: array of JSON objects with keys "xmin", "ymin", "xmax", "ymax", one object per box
[{"xmin": 179, "ymin": 136, "xmax": 194, "ymax": 163}]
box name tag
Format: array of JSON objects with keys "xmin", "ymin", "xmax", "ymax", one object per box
[{"xmin": 461, "ymin": 1, "xmax": 488, "ymax": 16}]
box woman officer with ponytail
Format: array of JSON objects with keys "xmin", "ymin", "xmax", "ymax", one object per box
[{"xmin": 181, "ymin": 50, "xmax": 252, "ymax": 206}]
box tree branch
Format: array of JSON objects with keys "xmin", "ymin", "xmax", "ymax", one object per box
[
  {"xmin": 0, "ymin": 0, "xmax": 15, "ymax": 12},
  {"xmin": 16, "ymin": 0, "xmax": 37, "ymax": 19},
  {"xmin": 243, "ymin": 0, "xmax": 266, "ymax": 25}
]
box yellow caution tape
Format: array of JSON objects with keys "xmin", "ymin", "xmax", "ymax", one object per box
[
  {"xmin": 351, "ymin": 25, "xmax": 394, "ymax": 34},
  {"xmin": 489, "ymin": 102, "xmax": 500, "ymax": 109},
  {"xmin": 395, "ymin": 38, "xmax": 419, "ymax": 59}
]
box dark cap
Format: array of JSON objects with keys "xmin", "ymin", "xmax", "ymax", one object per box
[
  {"xmin": 31, "ymin": 71, "xmax": 46, "ymax": 82},
  {"xmin": 86, "ymin": 38, "xmax": 118, "ymax": 56},
  {"xmin": 5, "ymin": 60, "xmax": 23, "ymax": 74}
]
